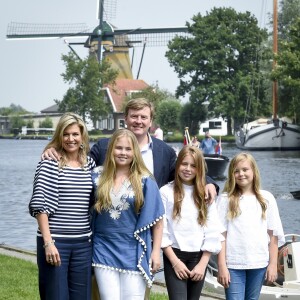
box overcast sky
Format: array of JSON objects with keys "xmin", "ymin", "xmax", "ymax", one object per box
[{"xmin": 1, "ymin": 0, "xmax": 273, "ymax": 113}]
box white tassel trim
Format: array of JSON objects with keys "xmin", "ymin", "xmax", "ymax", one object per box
[
  {"xmin": 133, "ymin": 214, "xmax": 164, "ymax": 288},
  {"xmin": 92, "ymin": 263, "xmax": 141, "ymax": 275}
]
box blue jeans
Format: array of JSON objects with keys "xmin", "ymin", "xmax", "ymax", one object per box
[
  {"xmin": 225, "ymin": 267, "xmax": 267, "ymax": 300},
  {"xmin": 37, "ymin": 236, "xmax": 92, "ymax": 300}
]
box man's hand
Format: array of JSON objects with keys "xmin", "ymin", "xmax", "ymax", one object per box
[
  {"xmin": 41, "ymin": 147, "xmax": 61, "ymax": 161},
  {"xmin": 205, "ymin": 183, "xmax": 217, "ymax": 204}
]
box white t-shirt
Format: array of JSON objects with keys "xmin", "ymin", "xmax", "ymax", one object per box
[
  {"xmin": 160, "ymin": 182, "xmax": 223, "ymax": 254},
  {"xmin": 216, "ymin": 190, "xmax": 285, "ymax": 269}
]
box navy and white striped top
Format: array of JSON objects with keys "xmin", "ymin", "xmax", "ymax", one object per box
[{"xmin": 29, "ymin": 157, "xmax": 96, "ymax": 238}]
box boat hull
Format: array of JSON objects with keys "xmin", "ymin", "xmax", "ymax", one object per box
[
  {"xmin": 236, "ymin": 123, "xmax": 300, "ymax": 151},
  {"xmin": 204, "ymin": 154, "xmax": 229, "ymax": 179},
  {"xmin": 291, "ymin": 190, "xmax": 300, "ymax": 200}
]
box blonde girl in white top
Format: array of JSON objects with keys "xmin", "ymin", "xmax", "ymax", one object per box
[
  {"xmin": 217, "ymin": 152, "xmax": 284, "ymax": 300},
  {"xmin": 160, "ymin": 146, "xmax": 222, "ymax": 300}
]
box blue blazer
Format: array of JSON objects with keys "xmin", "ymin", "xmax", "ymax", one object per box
[{"xmin": 89, "ymin": 136, "xmax": 218, "ymax": 191}]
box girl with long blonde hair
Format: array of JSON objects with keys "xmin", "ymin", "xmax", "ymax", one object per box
[
  {"xmin": 160, "ymin": 146, "xmax": 222, "ymax": 300},
  {"xmin": 91, "ymin": 129, "xmax": 164, "ymax": 300},
  {"xmin": 217, "ymin": 152, "xmax": 285, "ymax": 300}
]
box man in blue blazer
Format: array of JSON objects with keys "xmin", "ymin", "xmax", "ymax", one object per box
[{"xmin": 89, "ymin": 98, "xmax": 218, "ymax": 194}]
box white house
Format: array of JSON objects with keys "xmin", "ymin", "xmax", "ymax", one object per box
[{"xmin": 199, "ymin": 117, "xmax": 227, "ymax": 136}]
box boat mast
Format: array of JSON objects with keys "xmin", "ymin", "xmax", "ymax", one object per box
[{"xmin": 272, "ymin": 0, "xmax": 278, "ymax": 121}]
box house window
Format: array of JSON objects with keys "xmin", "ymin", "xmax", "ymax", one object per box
[
  {"xmin": 209, "ymin": 121, "xmax": 222, "ymax": 129},
  {"xmin": 108, "ymin": 118, "xmax": 114, "ymax": 130},
  {"xmin": 119, "ymin": 119, "xmax": 125, "ymax": 128},
  {"xmin": 98, "ymin": 119, "xmax": 107, "ymax": 130}
]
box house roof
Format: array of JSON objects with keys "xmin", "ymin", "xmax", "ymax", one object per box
[
  {"xmin": 105, "ymin": 79, "xmax": 149, "ymax": 113},
  {"xmin": 41, "ymin": 104, "xmax": 59, "ymax": 113},
  {"xmin": 40, "ymin": 79, "xmax": 149, "ymax": 115}
]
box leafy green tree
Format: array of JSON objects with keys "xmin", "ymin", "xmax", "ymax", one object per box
[
  {"xmin": 39, "ymin": 117, "xmax": 53, "ymax": 128},
  {"xmin": 278, "ymin": 0, "xmax": 300, "ymax": 42},
  {"xmin": 166, "ymin": 8, "xmax": 269, "ymax": 134},
  {"xmin": 0, "ymin": 104, "xmax": 28, "ymax": 116},
  {"xmin": 122, "ymin": 86, "xmax": 179, "ymax": 114},
  {"xmin": 179, "ymin": 102, "xmax": 207, "ymax": 135},
  {"xmin": 156, "ymin": 100, "xmax": 182, "ymax": 133},
  {"xmin": 272, "ymin": 18, "xmax": 300, "ymax": 123},
  {"xmin": 56, "ymin": 52, "xmax": 118, "ymax": 125},
  {"xmin": 10, "ymin": 115, "xmax": 26, "ymax": 129},
  {"xmin": 26, "ymin": 119, "xmax": 34, "ymax": 128}
]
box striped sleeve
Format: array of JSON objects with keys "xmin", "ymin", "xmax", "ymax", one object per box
[{"xmin": 29, "ymin": 160, "xmax": 59, "ymax": 217}]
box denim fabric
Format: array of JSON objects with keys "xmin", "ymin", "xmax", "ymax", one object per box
[
  {"xmin": 225, "ymin": 267, "xmax": 267, "ymax": 300},
  {"xmin": 163, "ymin": 248, "xmax": 205, "ymax": 300},
  {"xmin": 37, "ymin": 236, "xmax": 92, "ymax": 300}
]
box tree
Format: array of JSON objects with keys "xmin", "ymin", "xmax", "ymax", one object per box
[
  {"xmin": 179, "ymin": 102, "xmax": 207, "ymax": 135},
  {"xmin": 0, "ymin": 104, "xmax": 28, "ymax": 116},
  {"xmin": 56, "ymin": 52, "xmax": 118, "ymax": 125},
  {"xmin": 272, "ymin": 18, "xmax": 300, "ymax": 123},
  {"xmin": 10, "ymin": 115, "xmax": 26, "ymax": 129},
  {"xmin": 278, "ymin": 0, "xmax": 300, "ymax": 42},
  {"xmin": 155, "ymin": 100, "xmax": 182, "ymax": 134},
  {"xmin": 122, "ymin": 86, "xmax": 179, "ymax": 114},
  {"xmin": 26, "ymin": 119, "xmax": 34, "ymax": 128},
  {"xmin": 166, "ymin": 8, "xmax": 269, "ymax": 134},
  {"xmin": 39, "ymin": 117, "xmax": 53, "ymax": 128}
]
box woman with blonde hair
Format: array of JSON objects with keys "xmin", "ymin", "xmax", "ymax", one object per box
[
  {"xmin": 160, "ymin": 146, "xmax": 222, "ymax": 300},
  {"xmin": 91, "ymin": 128, "xmax": 164, "ymax": 300},
  {"xmin": 29, "ymin": 112, "xmax": 96, "ymax": 300},
  {"xmin": 217, "ymin": 152, "xmax": 285, "ymax": 300}
]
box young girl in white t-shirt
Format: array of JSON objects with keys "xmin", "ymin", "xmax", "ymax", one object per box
[
  {"xmin": 217, "ymin": 152, "xmax": 285, "ymax": 300},
  {"xmin": 160, "ymin": 145, "xmax": 222, "ymax": 300}
]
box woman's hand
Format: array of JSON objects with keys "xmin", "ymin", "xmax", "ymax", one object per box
[{"xmin": 45, "ymin": 243, "xmax": 61, "ymax": 267}]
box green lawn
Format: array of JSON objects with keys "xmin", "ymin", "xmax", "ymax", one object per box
[{"xmin": 0, "ymin": 254, "xmax": 168, "ymax": 300}]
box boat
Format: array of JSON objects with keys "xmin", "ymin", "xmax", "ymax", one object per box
[
  {"xmin": 204, "ymin": 154, "xmax": 229, "ymax": 180},
  {"xmin": 235, "ymin": 0, "xmax": 300, "ymax": 151},
  {"xmin": 291, "ymin": 190, "xmax": 300, "ymax": 200},
  {"xmin": 205, "ymin": 234, "xmax": 300, "ymax": 299},
  {"xmin": 184, "ymin": 127, "xmax": 229, "ymax": 179}
]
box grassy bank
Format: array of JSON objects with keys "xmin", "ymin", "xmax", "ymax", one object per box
[
  {"xmin": 0, "ymin": 254, "xmax": 167, "ymax": 300},
  {"xmin": 0, "ymin": 254, "xmax": 39, "ymax": 300}
]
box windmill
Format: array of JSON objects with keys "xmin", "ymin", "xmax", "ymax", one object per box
[{"xmin": 6, "ymin": 0, "xmax": 189, "ymax": 80}]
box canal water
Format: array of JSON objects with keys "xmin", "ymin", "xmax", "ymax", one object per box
[{"xmin": 0, "ymin": 139, "xmax": 299, "ymax": 252}]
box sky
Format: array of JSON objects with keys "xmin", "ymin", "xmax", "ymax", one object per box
[{"xmin": 1, "ymin": 0, "xmax": 273, "ymax": 113}]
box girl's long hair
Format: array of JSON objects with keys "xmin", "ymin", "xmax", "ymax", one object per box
[
  {"xmin": 223, "ymin": 152, "xmax": 267, "ymax": 219},
  {"xmin": 44, "ymin": 112, "xmax": 90, "ymax": 169},
  {"xmin": 95, "ymin": 129, "xmax": 151, "ymax": 213},
  {"xmin": 173, "ymin": 146, "xmax": 207, "ymax": 225}
]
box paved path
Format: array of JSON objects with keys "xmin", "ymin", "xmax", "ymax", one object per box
[{"xmin": 0, "ymin": 244, "xmax": 224, "ymax": 300}]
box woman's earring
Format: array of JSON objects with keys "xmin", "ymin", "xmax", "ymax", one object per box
[{"xmin": 80, "ymin": 143, "xmax": 84, "ymax": 150}]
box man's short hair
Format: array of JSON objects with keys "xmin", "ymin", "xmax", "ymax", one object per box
[{"xmin": 125, "ymin": 98, "xmax": 154, "ymax": 120}]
